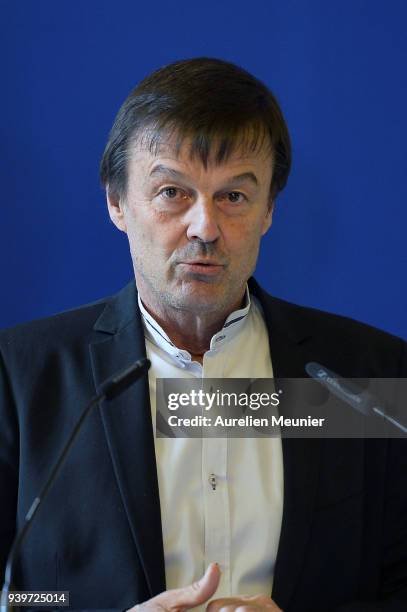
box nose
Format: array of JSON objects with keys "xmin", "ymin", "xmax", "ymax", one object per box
[{"xmin": 186, "ymin": 197, "xmax": 221, "ymax": 243}]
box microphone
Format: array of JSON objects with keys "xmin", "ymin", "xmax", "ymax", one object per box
[
  {"xmin": 306, "ymin": 362, "xmax": 407, "ymax": 433},
  {"xmin": 0, "ymin": 358, "xmax": 151, "ymax": 612},
  {"xmin": 99, "ymin": 360, "xmax": 150, "ymax": 400}
]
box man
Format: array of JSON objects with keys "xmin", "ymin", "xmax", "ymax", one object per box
[{"xmin": 0, "ymin": 58, "xmax": 406, "ymax": 612}]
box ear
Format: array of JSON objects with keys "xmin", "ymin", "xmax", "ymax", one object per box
[
  {"xmin": 261, "ymin": 200, "xmax": 274, "ymax": 236},
  {"xmin": 106, "ymin": 187, "xmax": 127, "ymax": 233}
]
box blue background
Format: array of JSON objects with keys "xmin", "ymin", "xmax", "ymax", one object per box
[{"xmin": 1, "ymin": 0, "xmax": 406, "ymax": 338}]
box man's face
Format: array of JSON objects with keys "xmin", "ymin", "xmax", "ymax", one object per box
[{"xmin": 107, "ymin": 138, "xmax": 274, "ymax": 317}]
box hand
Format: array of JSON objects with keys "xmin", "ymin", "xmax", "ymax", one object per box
[
  {"xmin": 127, "ymin": 563, "xmax": 221, "ymax": 611},
  {"xmin": 206, "ymin": 594, "xmax": 283, "ymax": 611}
]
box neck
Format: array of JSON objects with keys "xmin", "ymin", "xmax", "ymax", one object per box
[{"xmin": 140, "ymin": 293, "xmax": 246, "ymax": 358}]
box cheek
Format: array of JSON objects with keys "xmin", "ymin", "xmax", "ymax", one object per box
[
  {"xmin": 227, "ymin": 219, "xmax": 264, "ymax": 251},
  {"xmin": 126, "ymin": 207, "xmax": 157, "ymax": 242},
  {"xmin": 126, "ymin": 212, "xmax": 185, "ymax": 258}
]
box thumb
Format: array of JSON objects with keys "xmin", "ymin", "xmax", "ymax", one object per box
[{"xmin": 158, "ymin": 563, "xmax": 221, "ymax": 610}]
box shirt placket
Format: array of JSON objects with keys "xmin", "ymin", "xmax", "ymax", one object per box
[{"xmin": 201, "ymin": 350, "xmax": 231, "ymax": 597}]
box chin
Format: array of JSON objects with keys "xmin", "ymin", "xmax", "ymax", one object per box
[
  {"xmin": 176, "ymin": 297, "xmax": 223, "ymax": 313},
  {"xmin": 167, "ymin": 289, "xmax": 226, "ymax": 313}
]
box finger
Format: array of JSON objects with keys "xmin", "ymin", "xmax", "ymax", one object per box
[
  {"xmin": 235, "ymin": 606, "xmax": 280, "ymax": 612},
  {"xmin": 171, "ymin": 563, "xmax": 221, "ymax": 608},
  {"xmin": 211, "ymin": 606, "xmax": 278, "ymax": 612},
  {"xmin": 155, "ymin": 563, "xmax": 221, "ymax": 610},
  {"xmin": 206, "ymin": 598, "xmax": 243, "ymax": 611},
  {"xmin": 234, "ymin": 607, "xmax": 276, "ymax": 611},
  {"xmin": 207, "ymin": 595, "xmax": 280, "ymax": 612}
]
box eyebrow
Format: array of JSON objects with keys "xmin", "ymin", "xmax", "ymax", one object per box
[
  {"xmin": 149, "ymin": 165, "xmax": 188, "ymax": 181},
  {"xmin": 149, "ymin": 164, "xmax": 259, "ymax": 188}
]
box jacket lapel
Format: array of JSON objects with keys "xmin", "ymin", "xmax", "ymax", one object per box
[
  {"xmin": 89, "ymin": 281, "xmax": 166, "ymax": 597},
  {"xmin": 88, "ymin": 278, "xmax": 323, "ymax": 607},
  {"xmin": 250, "ymin": 280, "xmax": 323, "ymax": 610}
]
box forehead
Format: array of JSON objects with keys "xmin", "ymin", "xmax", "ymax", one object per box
[{"xmin": 127, "ymin": 131, "xmax": 274, "ymax": 184}]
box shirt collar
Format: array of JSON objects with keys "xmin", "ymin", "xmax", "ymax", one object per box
[{"xmin": 138, "ymin": 285, "xmax": 251, "ymax": 360}]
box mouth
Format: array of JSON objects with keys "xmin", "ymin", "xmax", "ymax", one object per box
[{"xmin": 178, "ymin": 261, "xmax": 225, "ymax": 276}]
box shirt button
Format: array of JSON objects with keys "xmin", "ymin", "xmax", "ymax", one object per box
[
  {"xmin": 209, "ymin": 473, "xmax": 217, "ymax": 490},
  {"xmin": 216, "ymin": 335, "xmax": 225, "ymax": 342}
]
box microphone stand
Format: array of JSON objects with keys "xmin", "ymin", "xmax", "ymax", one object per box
[{"xmin": 0, "ymin": 358, "xmax": 151, "ymax": 612}]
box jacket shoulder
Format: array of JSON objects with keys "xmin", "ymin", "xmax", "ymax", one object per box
[
  {"xmin": 0, "ymin": 294, "xmax": 110, "ymax": 355},
  {"xmin": 271, "ymin": 294, "xmax": 403, "ymax": 344},
  {"xmin": 250, "ymin": 279, "xmax": 406, "ymax": 376}
]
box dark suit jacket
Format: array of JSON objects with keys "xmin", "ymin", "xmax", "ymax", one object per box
[{"xmin": 0, "ymin": 278, "xmax": 406, "ymax": 612}]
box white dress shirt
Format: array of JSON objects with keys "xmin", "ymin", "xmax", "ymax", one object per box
[{"xmin": 138, "ymin": 288, "xmax": 284, "ymax": 605}]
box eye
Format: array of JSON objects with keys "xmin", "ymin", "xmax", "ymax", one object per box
[
  {"xmin": 222, "ymin": 191, "xmax": 246, "ymax": 204},
  {"xmin": 158, "ymin": 187, "xmax": 187, "ymax": 201}
]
